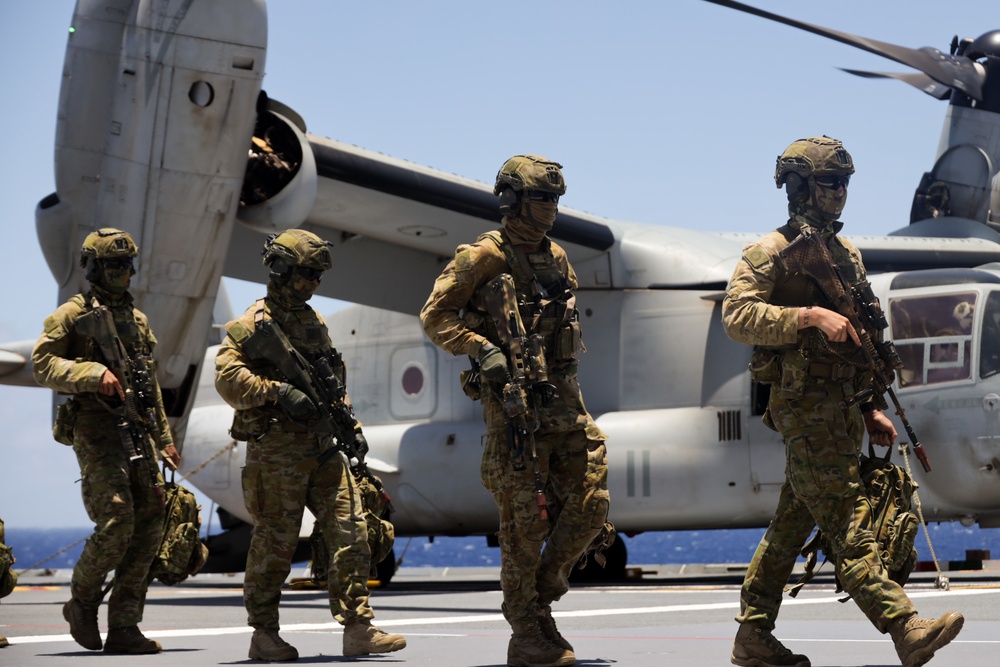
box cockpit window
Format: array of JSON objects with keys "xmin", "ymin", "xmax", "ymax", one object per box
[
  {"xmin": 889, "ymin": 292, "xmax": 975, "ymax": 387},
  {"xmin": 980, "ymin": 291, "xmax": 1000, "ymax": 378}
]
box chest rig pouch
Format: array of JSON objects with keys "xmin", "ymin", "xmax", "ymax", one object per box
[
  {"xmin": 476, "ymin": 230, "xmax": 582, "ymax": 362},
  {"xmin": 226, "ymin": 300, "xmax": 345, "ymax": 440}
]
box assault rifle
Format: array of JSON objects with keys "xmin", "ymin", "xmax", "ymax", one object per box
[
  {"xmin": 481, "ymin": 274, "xmax": 555, "ymax": 520},
  {"xmin": 242, "ymin": 315, "xmax": 392, "ymax": 509},
  {"xmin": 76, "ymin": 301, "xmax": 164, "ymax": 498},
  {"xmin": 779, "ymin": 228, "xmax": 933, "ymax": 472}
]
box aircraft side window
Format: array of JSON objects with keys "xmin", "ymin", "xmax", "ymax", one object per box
[
  {"xmin": 890, "ymin": 292, "xmax": 976, "ymax": 387},
  {"xmin": 980, "ymin": 291, "xmax": 1000, "ymax": 379}
]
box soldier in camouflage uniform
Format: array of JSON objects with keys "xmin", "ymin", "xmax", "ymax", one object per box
[
  {"xmin": 214, "ymin": 229, "xmax": 405, "ymax": 662},
  {"xmin": 0, "ymin": 515, "xmax": 14, "ymax": 648},
  {"xmin": 420, "ymin": 155, "xmax": 610, "ymax": 667},
  {"xmin": 722, "ymin": 137, "xmax": 963, "ymax": 667},
  {"xmin": 31, "ymin": 228, "xmax": 180, "ymax": 654}
]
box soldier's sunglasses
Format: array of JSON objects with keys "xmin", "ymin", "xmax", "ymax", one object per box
[
  {"xmin": 527, "ymin": 191, "xmax": 559, "ymax": 203},
  {"xmin": 101, "ymin": 257, "xmax": 133, "ymax": 270},
  {"xmin": 294, "ymin": 266, "xmax": 324, "ymax": 281},
  {"xmin": 814, "ymin": 174, "xmax": 850, "ymax": 190}
]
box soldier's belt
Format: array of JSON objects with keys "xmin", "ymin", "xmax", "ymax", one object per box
[{"xmin": 807, "ymin": 361, "xmax": 857, "ymax": 380}]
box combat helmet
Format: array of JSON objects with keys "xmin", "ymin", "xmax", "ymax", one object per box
[
  {"xmin": 261, "ymin": 228, "xmax": 333, "ymax": 278},
  {"xmin": 494, "ymin": 154, "xmax": 566, "ymax": 196},
  {"xmin": 79, "ymin": 228, "xmax": 138, "ymax": 268},
  {"xmin": 775, "ymin": 136, "xmax": 854, "ymax": 191}
]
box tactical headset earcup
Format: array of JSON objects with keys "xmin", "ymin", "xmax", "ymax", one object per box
[
  {"xmin": 784, "ymin": 172, "xmax": 808, "ymax": 203},
  {"xmin": 498, "ymin": 187, "xmax": 520, "ymax": 216},
  {"xmin": 268, "ymin": 257, "xmax": 293, "ymax": 280}
]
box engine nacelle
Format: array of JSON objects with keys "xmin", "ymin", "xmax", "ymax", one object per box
[{"xmin": 236, "ymin": 101, "xmax": 318, "ymax": 233}]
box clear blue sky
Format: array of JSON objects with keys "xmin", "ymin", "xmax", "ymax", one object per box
[{"xmin": 1, "ymin": 0, "xmax": 997, "ymax": 528}]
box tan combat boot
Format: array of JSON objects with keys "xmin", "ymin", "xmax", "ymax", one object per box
[
  {"xmin": 103, "ymin": 626, "xmax": 162, "ymax": 654},
  {"xmin": 248, "ymin": 629, "xmax": 299, "ymax": 662},
  {"xmin": 342, "ymin": 619, "xmax": 406, "ymax": 656},
  {"xmin": 538, "ymin": 605, "xmax": 574, "ymax": 653},
  {"xmin": 888, "ymin": 611, "xmax": 964, "ymax": 667},
  {"xmin": 731, "ymin": 622, "xmax": 810, "ymax": 667},
  {"xmin": 0, "ymin": 634, "xmax": 8, "ymax": 647},
  {"xmin": 62, "ymin": 598, "xmax": 102, "ymax": 650},
  {"xmin": 508, "ymin": 619, "xmax": 575, "ymax": 667}
]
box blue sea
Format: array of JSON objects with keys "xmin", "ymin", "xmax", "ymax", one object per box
[{"xmin": 4, "ymin": 522, "xmax": 999, "ymax": 572}]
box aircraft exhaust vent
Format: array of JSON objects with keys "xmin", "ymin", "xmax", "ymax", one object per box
[{"xmin": 717, "ymin": 410, "xmax": 742, "ymax": 442}]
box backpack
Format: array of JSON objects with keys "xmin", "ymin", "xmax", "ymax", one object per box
[
  {"xmin": 309, "ymin": 467, "xmax": 395, "ymax": 585},
  {"xmin": 149, "ymin": 478, "xmax": 209, "ymax": 586},
  {"xmin": 789, "ymin": 444, "xmax": 919, "ymax": 597}
]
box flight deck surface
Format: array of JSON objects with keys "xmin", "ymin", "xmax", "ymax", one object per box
[{"xmin": 2, "ymin": 565, "xmax": 998, "ymax": 666}]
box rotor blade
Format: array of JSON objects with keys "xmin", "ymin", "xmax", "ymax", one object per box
[
  {"xmin": 840, "ymin": 68, "xmax": 953, "ymax": 100},
  {"xmin": 702, "ymin": 0, "xmax": 984, "ymax": 100}
]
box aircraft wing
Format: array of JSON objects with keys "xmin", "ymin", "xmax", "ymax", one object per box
[
  {"xmin": 222, "ymin": 128, "xmax": 1000, "ymax": 316},
  {"xmin": 224, "ymin": 134, "xmax": 617, "ymax": 315}
]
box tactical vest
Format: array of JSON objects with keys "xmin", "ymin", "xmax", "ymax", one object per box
[
  {"xmin": 470, "ymin": 230, "xmax": 582, "ymax": 364},
  {"xmin": 51, "ymin": 293, "xmax": 154, "ymax": 444},
  {"xmin": 227, "ymin": 299, "xmax": 346, "ymax": 440},
  {"xmin": 749, "ymin": 224, "xmax": 869, "ymax": 386}
]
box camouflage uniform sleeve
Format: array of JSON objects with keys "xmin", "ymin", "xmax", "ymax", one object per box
[
  {"xmin": 551, "ymin": 241, "xmax": 579, "ymax": 290},
  {"xmin": 722, "ymin": 236, "xmax": 800, "ymax": 347},
  {"xmin": 419, "ymin": 241, "xmax": 506, "ymax": 357},
  {"xmin": 31, "ymin": 298, "xmax": 108, "ymax": 394},
  {"xmin": 135, "ymin": 309, "xmax": 175, "ymax": 448},
  {"xmin": 214, "ymin": 308, "xmax": 281, "ymax": 410}
]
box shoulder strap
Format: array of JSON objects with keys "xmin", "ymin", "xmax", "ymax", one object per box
[
  {"xmin": 777, "ymin": 223, "xmax": 799, "ymax": 243},
  {"xmin": 253, "ymin": 298, "xmax": 267, "ymax": 329}
]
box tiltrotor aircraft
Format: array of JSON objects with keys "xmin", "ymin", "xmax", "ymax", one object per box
[{"xmin": 2, "ymin": 0, "xmax": 1000, "ymax": 578}]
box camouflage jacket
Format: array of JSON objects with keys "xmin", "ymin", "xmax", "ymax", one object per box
[
  {"xmin": 215, "ymin": 297, "xmax": 358, "ymax": 439},
  {"xmin": 419, "ymin": 230, "xmax": 579, "ymax": 359},
  {"xmin": 31, "ymin": 290, "xmax": 174, "ymax": 447},
  {"xmin": 722, "ymin": 217, "xmax": 868, "ymax": 363}
]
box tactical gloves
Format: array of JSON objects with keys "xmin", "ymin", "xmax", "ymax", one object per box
[
  {"xmin": 276, "ymin": 383, "xmax": 318, "ymax": 422},
  {"xmin": 352, "ymin": 432, "xmax": 369, "ymax": 459},
  {"xmin": 478, "ymin": 343, "xmax": 510, "ymax": 388}
]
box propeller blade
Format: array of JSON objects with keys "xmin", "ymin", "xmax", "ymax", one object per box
[
  {"xmin": 840, "ymin": 68, "xmax": 953, "ymax": 100},
  {"xmin": 703, "ymin": 0, "xmax": 985, "ymax": 100}
]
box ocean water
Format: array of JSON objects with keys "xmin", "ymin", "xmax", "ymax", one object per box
[{"xmin": 5, "ymin": 522, "xmax": 999, "ymax": 572}]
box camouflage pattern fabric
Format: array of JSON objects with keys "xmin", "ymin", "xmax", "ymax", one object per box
[
  {"xmin": 1, "ymin": 516, "xmax": 16, "ymax": 599},
  {"xmin": 69, "ymin": 412, "xmax": 165, "ymax": 627},
  {"xmin": 241, "ymin": 437, "xmax": 372, "ymax": 629},
  {"xmin": 215, "ymin": 293, "xmax": 374, "ymax": 631},
  {"xmin": 722, "ymin": 216, "xmax": 916, "ymax": 634},
  {"xmin": 31, "ymin": 288, "xmax": 171, "ymax": 629},
  {"xmin": 420, "ymin": 230, "xmax": 610, "ymax": 626}
]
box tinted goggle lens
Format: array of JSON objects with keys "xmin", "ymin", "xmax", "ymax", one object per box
[
  {"xmin": 102, "ymin": 257, "xmax": 133, "ymax": 270},
  {"xmin": 814, "ymin": 174, "xmax": 850, "ymax": 190},
  {"xmin": 295, "ymin": 266, "xmax": 324, "ymax": 281},
  {"xmin": 527, "ymin": 191, "xmax": 559, "ymax": 203}
]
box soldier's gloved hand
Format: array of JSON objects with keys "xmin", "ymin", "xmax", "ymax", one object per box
[
  {"xmin": 276, "ymin": 383, "xmax": 318, "ymax": 423},
  {"xmin": 478, "ymin": 343, "xmax": 510, "ymax": 388},
  {"xmin": 161, "ymin": 444, "xmax": 180, "ymax": 471},
  {"xmin": 352, "ymin": 431, "xmax": 369, "ymax": 460}
]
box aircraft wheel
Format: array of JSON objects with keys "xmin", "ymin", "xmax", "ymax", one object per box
[{"xmin": 569, "ymin": 535, "xmax": 628, "ymax": 582}]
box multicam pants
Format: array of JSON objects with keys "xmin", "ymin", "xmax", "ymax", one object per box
[
  {"xmin": 738, "ymin": 380, "xmax": 916, "ymax": 633},
  {"xmin": 481, "ymin": 421, "xmax": 609, "ymax": 625},
  {"xmin": 242, "ymin": 430, "xmax": 373, "ymax": 631},
  {"xmin": 71, "ymin": 412, "xmax": 165, "ymax": 629}
]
